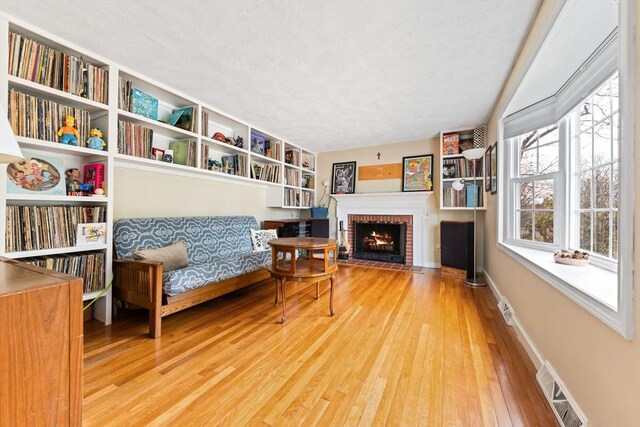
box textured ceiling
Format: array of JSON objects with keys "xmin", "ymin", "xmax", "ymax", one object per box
[{"xmin": 1, "ymin": 1, "xmax": 539, "ymax": 152}]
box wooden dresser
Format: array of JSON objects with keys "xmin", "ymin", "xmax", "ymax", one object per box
[{"xmin": 0, "ymin": 258, "xmax": 83, "ymax": 427}]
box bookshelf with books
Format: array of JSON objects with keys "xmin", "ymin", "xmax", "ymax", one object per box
[
  {"xmin": 439, "ymin": 126, "xmax": 487, "ymax": 210},
  {"xmin": 1, "ymin": 13, "xmax": 323, "ymax": 326},
  {"xmin": 1, "ymin": 19, "xmax": 114, "ymax": 324}
]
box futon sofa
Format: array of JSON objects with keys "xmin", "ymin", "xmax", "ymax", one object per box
[{"xmin": 113, "ymin": 216, "xmax": 272, "ymax": 338}]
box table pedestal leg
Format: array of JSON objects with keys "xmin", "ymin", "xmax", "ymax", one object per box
[
  {"xmin": 329, "ymin": 274, "xmax": 335, "ymax": 316},
  {"xmin": 315, "ymin": 282, "xmax": 319, "ymax": 300},
  {"xmin": 280, "ymin": 278, "xmax": 287, "ymax": 323}
]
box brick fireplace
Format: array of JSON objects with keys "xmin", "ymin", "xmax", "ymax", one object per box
[
  {"xmin": 334, "ymin": 192, "xmax": 432, "ymax": 267},
  {"xmin": 348, "ymin": 214, "xmax": 413, "ymax": 265}
]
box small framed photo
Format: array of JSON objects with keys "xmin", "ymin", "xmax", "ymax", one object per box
[
  {"xmin": 250, "ymin": 131, "xmax": 265, "ymax": 156},
  {"xmin": 402, "ymin": 154, "xmax": 434, "ymax": 192},
  {"xmin": 331, "ymin": 161, "xmax": 356, "ymax": 194},
  {"xmin": 490, "ymin": 142, "xmax": 498, "ymax": 195},
  {"xmin": 76, "ymin": 222, "xmax": 107, "ymax": 245},
  {"xmin": 484, "ymin": 145, "xmax": 492, "ymax": 192},
  {"xmin": 152, "ymin": 147, "xmax": 165, "ymax": 161}
]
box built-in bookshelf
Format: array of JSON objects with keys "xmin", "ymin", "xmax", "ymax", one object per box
[
  {"xmin": 0, "ymin": 15, "xmax": 318, "ymax": 325},
  {"xmin": 439, "ymin": 126, "xmax": 487, "ymax": 210},
  {"xmin": 1, "ymin": 18, "xmax": 114, "ymax": 324}
]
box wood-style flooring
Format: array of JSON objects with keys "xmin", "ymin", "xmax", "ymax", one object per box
[{"xmin": 83, "ymin": 266, "xmax": 558, "ymax": 426}]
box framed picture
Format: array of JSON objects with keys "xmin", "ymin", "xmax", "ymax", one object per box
[
  {"xmin": 331, "ymin": 161, "xmax": 356, "ymax": 194},
  {"xmin": 76, "ymin": 222, "xmax": 107, "ymax": 245},
  {"xmin": 152, "ymin": 147, "xmax": 165, "ymax": 161},
  {"xmin": 490, "ymin": 142, "xmax": 498, "ymax": 195},
  {"xmin": 6, "ymin": 150, "xmax": 65, "ymax": 195},
  {"xmin": 402, "ymin": 154, "xmax": 434, "ymax": 192},
  {"xmin": 484, "ymin": 145, "xmax": 492, "ymax": 192},
  {"xmin": 250, "ymin": 131, "xmax": 265, "ymax": 156}
]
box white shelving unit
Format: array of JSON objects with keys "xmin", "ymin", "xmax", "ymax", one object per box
[
  {"xmin": 439, "ymin": 126, "xmax": 487, "ymax": 211},
  {"xmin": 0, "ymin": 14, "xmax": 318, "ymax": 325}
]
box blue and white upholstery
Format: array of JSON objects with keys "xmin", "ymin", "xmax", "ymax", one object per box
[{"xmin": 114, "ymin": 216, "xmax": 271, "ymax": 296}]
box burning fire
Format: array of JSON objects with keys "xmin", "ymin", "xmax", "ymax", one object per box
[{"xmin": 364, "ymin": 231, "xmax": 394, "ymax": 248}]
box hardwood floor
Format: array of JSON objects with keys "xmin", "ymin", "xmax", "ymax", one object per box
[{"xmin": 83, "ymin": 266, "xmax": 557, "ymax": 426}]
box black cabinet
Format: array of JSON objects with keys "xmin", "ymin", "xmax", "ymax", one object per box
[
  {"xmin": 440, "ymin": 221, "xmax": 473, "ymax": 279},
  {"xmin": 263, "ymin": 218, "xmax": 329, "ymax": 238}
]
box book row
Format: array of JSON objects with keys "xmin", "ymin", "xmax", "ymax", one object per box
[
  {"xmin": 442, "ymin": 157, "xmax": 483, "ymax": 179},
  {"xmin": 301, "ymin": 191, "xmax": 312, "ymax": 207},
  {"xmin": 5, "ymin": 205, "xmax": 107, "ymax": 252},
  {"xmin": 118, "ymin": 77, "xmax": 196, "ymax": 133},
  {"xmin": 8, "ymin": 89, "xmax": 91, "ymax": 145},
  {"xmin": 442, "ymin": 184, "xmax": 483, "ymax": 208},
  {"xmin": 285, "ymin": 168, "xmax": 299, "ymax": 187},
  {"xmin": 23, "ymin": 252, "xmax": 106, "ymax": 293},
  {"xmin": 8, "ymin": 32, "xmax": 109, "ymax": 104},
  {"xmin": 284, "ymin": 188, "xmax": 300, "ymax": 207},
  {"xmin": 117, "ymin": 120, "xmax": 154, "ymax": 159},
  {"xmin": 251, "ymin": 162, "xmax": 280, "ymax": 183}
]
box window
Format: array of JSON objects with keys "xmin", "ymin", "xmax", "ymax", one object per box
[
  {"xmin": 512, "ymin": 125, "xmax": 560, "ymax": 245},
  {"xmin": 572, "ymin": 75, "xmax": 619, "ymax": 265},
  {"xmin": 498, "ymin": 1, "xmax": 633, "ymax": 339}
]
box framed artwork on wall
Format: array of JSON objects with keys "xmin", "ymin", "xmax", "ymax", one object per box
[
  {"xmin": 331, "ymin": 161, "xmax": 356, "ymax": 194},
  {"xmin": 484, "ymin": 145, "xmax": 492, "ymax": 192},
  {"xmin": 402, "ymin": 154, "xmax": 434, "ymax": 192},
  {"xmin": 490, "ymin": 142, "xmax": 498, "ymax": 194}
]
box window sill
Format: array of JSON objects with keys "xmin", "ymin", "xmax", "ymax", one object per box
[{"xmin": 497, "ymin": 242, "xmax": 623, "ymax": 336}]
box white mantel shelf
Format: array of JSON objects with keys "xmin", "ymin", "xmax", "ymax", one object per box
[
  {"xmin": 332, "ymin": 192, "xmax": 434, "ymax": 199},
  {"xmin": 333, "ymin": 191, "xmax": 435, "ymax": 268}
]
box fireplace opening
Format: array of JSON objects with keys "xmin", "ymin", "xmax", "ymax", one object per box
[{"xmin": 353, "ymin": 221, "xmax": 407, "ymax": 264}]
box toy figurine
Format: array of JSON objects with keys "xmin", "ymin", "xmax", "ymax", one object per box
[
  {"xmin": 65, "ymin": 168, "xmax": 82, "ymax": 195},
  {"xmin": 57, "ymin": 115, "xmax": 80, "ymax": 146},
  {"xmin": 87, "ymin": 128, "xmax": 107, "ymax": 151},
  {"xmin": 233, "ymin": 136, "xmax": 244, "ymax": 148}
]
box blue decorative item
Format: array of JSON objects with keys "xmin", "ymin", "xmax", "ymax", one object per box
[
  {"xmin": 130, "ymin": 88, "xmax": 159, "ymax": 120},
  {"xmin": 86, "ymin": 128, "xmax": 107, "ymax": 151},
  {"xmin": 311, "ymin": 207, "xmax": 328, "ymax": 218}
]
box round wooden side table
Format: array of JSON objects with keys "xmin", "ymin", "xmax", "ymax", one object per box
[{"xmin": 268, "ymin": 237, "xmax": 338, "ymax": 323}]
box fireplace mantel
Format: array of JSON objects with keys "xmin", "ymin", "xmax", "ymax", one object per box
[{"xmin": 333, "ymin": 192, "xmax": 434, "ymax": 267}]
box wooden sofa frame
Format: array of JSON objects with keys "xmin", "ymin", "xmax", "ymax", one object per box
[{"xmin": 113, "ymin": 259, "xmax": 271, "ymax": 338}]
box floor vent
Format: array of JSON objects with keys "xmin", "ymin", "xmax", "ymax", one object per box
[
  {"xmin": 497, "ymin": 297, "xmax": 514, "ymax": 326},
  {"xmin": 537, "ymin": 362, "xmax": 588, "ymax": 427}
]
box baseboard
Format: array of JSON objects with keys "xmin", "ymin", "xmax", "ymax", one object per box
[
  {"xmin": 422, "ymin": 262, "xmax": 440, "ymax": 268},
  {"xmin": 483, "ymin": 269, "xmax": 544, "ymax": 369}
]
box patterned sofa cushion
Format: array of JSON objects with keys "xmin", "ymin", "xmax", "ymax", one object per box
[
  {"xmin": 114, "ymin": 216, "xmax": 259, "ymax": 264},
  {"xmin": 163, "ymin": 251, "xmax": 271, "ymax": 296}
]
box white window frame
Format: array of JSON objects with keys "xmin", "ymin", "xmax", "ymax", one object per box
[{"xmin": 496, "ymin": 1, "xmax": 634, "ymax": 339}]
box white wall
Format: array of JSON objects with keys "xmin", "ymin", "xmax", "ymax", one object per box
[
  {"xmin": 483, "ymin": 1, "xmax": 640, "ymax": 425},
  {"xmin": 316, "ymin": 137, "xmax": 484, "ymax": 267},
  {"xmin": 113, "ymin": 167, "xmax": 300, "ymax": 222}
]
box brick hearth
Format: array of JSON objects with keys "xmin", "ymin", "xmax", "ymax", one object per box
[{"xmin": 347, "ymin": 214, "xmax": 413, "ymax": 266}]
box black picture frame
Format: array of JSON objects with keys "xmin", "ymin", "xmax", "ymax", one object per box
[
  {"xmin": 402, "ymin": 154, "xmax": 434, "ymax": 192},
  {"xmin": 490, "ymin": 142, "xmax": 498, "ymax": 195},
  {"xmin": 484, "ymin": 145, "xmax": 492, "ymax": 192},
  {"xmin": 331, "ymin": 161, "xmax": 356, "ymax": 194}
]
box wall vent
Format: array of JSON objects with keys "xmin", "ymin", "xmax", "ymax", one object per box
[
  {"xmin": 537, "ymin": 362, "xmax": 588, "ymax": 427},
  {"xmin": 497, "ymin": 297, "xmax": 514, "ymax": 326}
]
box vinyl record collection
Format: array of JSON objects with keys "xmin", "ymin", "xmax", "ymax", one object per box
[
  {"xmin": 117, "ymin": 120, "xmax": 154, "ymax": 159},
  {"xmin": 8, "ymin": 32, "xmax": 109, "ymax": 104},
  {"xmin": 301, "ymin": 191, "xmax": 312, "ymax": 207},
  {"xmin": 201, "ymin": 111, "xmax": 209, "ymax": 136},
  {"xmin": 23, "ymin": 252, "xmax": 106, "ymax": 293},
  {"xmin": 251, "ymin": 162, "xmax": 280, "ymax": 183},
  {"xmin": 221, "ymin": 154, "xmax": 247, "ymax": 176},
  {"xmin": 285, "ymin": 168, "xmax": 299, "ymax": 186},
  {"xmin": 442, "ymin": 184, "xmax": 483, "ymax": 208},
  {"xmin": 118, "ymin": 77, "xmax": 133, "ymax": 110},
  {"xmin": 442, "ymin": 157, "xmax": 483, "ymax": 179},
  {"xmin": 5, "ymin": 205, "xmax": 107, "ymax": 252},
  {"xmin": 284, "ymin": 188, "xmax": 300, "ymax": 207},
  {"xmin": 8, "ymin": 89, "xmax": 91, "ymax": 145}
]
